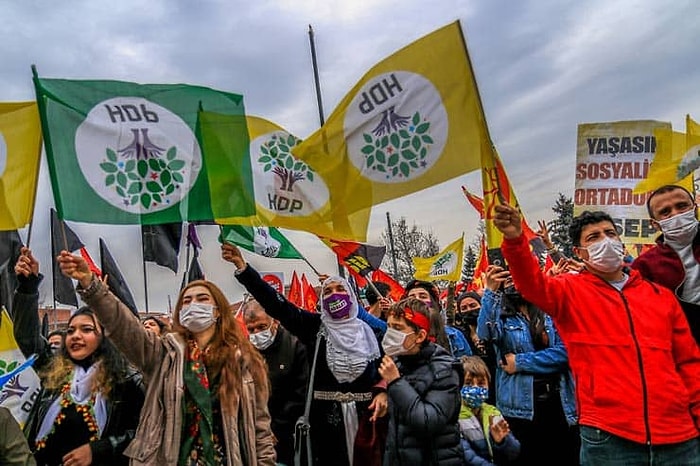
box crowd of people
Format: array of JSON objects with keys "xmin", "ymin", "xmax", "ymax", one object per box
[{"xmin": 0, "ymin": 183, "xmax": 699, "ymax": 465}]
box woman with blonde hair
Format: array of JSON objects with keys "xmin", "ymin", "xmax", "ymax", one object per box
[{"xmin": 57, "ymin": 250, "xmax": 276, "ymax": 466}]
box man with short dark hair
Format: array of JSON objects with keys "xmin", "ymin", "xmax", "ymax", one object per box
[
  {"xmin": 631, "ymin": 184, "xmax": 700, "ymax": 345},
  {"xmin": 494, "ymin": 203, "xmax": 700, "ymax": 465}
]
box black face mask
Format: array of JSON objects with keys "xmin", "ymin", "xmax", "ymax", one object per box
[{"xmin": 461, "ymin": 311, "xmax": 479, "ymax": 326}]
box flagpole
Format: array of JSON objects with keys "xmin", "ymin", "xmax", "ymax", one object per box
[
  {"xmin": 141, "ymin": 233, "xmax": 149, "ymax": 314},
  {"xmin": 49, "ymin": 209, "xmax": 58, "ymax": 328},
  {"xmin": 308, "ymin": 24, "xmax": 346, "ymax": 278},
  {"xmin": 386, "ymin": 212, "xmax": 399, "ymax": 278},
  {"xmin": 308, "ymin": 25, "xmax": 325, "ymax": 126}
]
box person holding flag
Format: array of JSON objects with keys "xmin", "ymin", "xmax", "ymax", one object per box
[
  {"xmin": 493, "ymin": 203, "xmax": 700, "ymax": 465},
  {"xmin": 221, "ymin": 241, "xmax": 388, "ymax": 466},
  {"xmin": 14, "ymin": 247, "xmax": 145, "ymax": 466}
]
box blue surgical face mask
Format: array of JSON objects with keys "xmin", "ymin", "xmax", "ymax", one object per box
[{"xmin": 461, "ymin": 385, "xmax": 488, "ymax": 409}]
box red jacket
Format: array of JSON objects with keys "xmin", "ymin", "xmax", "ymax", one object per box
[
  {"xmin": 630, "ymin": 232, "xmax": 700, "ymax": 345},
  {"xmin": 502, "ymin": 233, "xmax": 700, "ymax": 445}
]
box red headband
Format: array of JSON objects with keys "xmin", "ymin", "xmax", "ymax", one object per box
[{"xmin": 403, "ymin": 307, "xmax": 430, "ymax": 333}]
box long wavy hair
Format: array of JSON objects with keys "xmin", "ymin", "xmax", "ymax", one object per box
[
  {"xmin": 40, "ymin": 308, "xmax": 130, "ymax": 398},
  {"xmin": 172, "ymin": 280, "xmax": 269, "ymax": 414}
]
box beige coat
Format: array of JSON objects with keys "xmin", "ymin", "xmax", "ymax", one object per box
[{"xmin": 79, "ymin": 279, "xmax": 276, "ymax": 466}]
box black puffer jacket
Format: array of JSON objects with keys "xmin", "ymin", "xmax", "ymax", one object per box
[
  {"xmin": 13, "ymin": 273, "xmax": 145, "ymax": 466},
  {"xmin": 383, "ymin": 343, "xmax": 466, "ymax": 466}
]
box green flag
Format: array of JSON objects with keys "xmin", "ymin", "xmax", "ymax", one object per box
[
  {"xmin": 34, "ymin": 75, "xmax": 252, "ymax": 224},
  {"xmin": 219, "ymin": 225, "xmax": 303, "ymax": 259}
]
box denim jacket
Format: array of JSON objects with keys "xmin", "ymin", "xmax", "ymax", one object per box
[{"xmin": 476, "ymin": 289, "xmax": 577, "ymax": 425}]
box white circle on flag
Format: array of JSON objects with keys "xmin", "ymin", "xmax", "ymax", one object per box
[
  {"xmin": 344, "ymin": 71, "xmax": 447, "ymax": 183},
  {"xmin": 75, "ymin": 97, "xmax": 201, "ymax": 214},
  {"xmin": 249, "ymin": 129, "xmax": 329, "ymax": 217}
]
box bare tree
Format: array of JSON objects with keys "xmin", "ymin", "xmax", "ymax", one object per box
[{"xmin": 381, "ymin": 216, "xmax": 440, "ymax": 285}]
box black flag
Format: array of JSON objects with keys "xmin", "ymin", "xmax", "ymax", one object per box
[
  {"xmin": 50, "ymin": 209, "xmax": 83, "ymax": 307},
  {"xmin": 99, "ymin": 238, "xmax": 139, "ymax": 316},
  {"xmin": 142, "ymin": 223, "xmax": 182, "ymax": 273},
  {"xmin": 0, "ymin": 230, "xmax": 23, "ymax": 315}
]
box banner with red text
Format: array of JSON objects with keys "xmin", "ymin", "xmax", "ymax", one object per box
[{"xmin": 575, "ymin": 120, "xmax": 671, "ymax": 244}]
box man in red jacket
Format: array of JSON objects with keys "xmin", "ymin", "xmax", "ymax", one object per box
[
  {"xmin": 494, "ymin": 203, "xmax": 700, "ymax": 465},
  {"xmin": 630, "ymin": 184, "xmax": 700, "ymax": 346}
]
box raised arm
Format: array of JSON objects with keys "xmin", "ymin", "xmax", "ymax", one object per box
[{"xmin": 12, "ymin": 247, "xmax": 50, "ymax": 365}]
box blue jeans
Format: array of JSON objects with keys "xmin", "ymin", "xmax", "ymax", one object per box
[{"xmin": 580, "ymin": 425, "xmax": 700, "ymax": 466}]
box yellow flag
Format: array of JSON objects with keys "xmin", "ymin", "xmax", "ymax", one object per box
[
  {"xmin": 632, "ymin": 117, "xmax": 696, "ymax": 194},
  {"xmin": 412, "ymin": 235, "xmax": 464, "ymax": 282},
  {"xmin": 293, "ymin": 21, "xmax": 492, "ymax": 214},
  {"xmin": 214, "ymin": 115, "xmax": 370, "ymax": 241},
  {"xmin": 0, "ymin": 102, "xmax": 42, "ymax": 230}
]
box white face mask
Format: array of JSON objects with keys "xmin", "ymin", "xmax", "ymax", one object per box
[
  {"xmin": 581, "ymin": 236, "xmax": 624, "ymax": 273},
  {"xmin": 381, "ymin": 327, "xmax": 414, "ymax": 357},
  {"xmin": 179, "ymin": 302, "xmax": 217, "ymax": 333},
  {"xmin": 658, "ymin": 209, "xmax": 698, "ymax": 246},
  {"xmin": 249, "ymin": 327, "xmax": 275, "ymax": 350}
]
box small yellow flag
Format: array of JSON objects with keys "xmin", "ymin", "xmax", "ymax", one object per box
[
  {"xmin": 0, "ymin": 102, "xmax": 42, "ymax": 230},
  {"xmin": 632, "ymin": 115, "xmax": 697, "ymax": 194},
  {"xmin": 412, "ymin": 235, "xmax": 464, "ymax": 282}
]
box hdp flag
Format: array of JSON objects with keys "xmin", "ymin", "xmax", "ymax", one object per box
[
  {"xmin": 219, "ymin": 224, "xmax": 303, "ymax": 259},
  {"xmin": 633, "ymin": 115, "xmax": 698, "ymax": 194},
  {"xmin": 201, "ymin": 113, "xmax": 370, "ymax": 241},
  {"xmin": 412, "ymin": 235, "xmax": 464, "ymax": 282},
  {"xmin": 322, "ymin": 238, "xmax": 386, "ymax": 278},
  {"xmin": 99, "ymin": 238, "xmax": 138, "ymax": 316},
  {"xmin": 0, "ymin": 102, "xmax": 42, "ymax": 230},
  {"xmin": 142, "ymin": 223, "xmax": 183, "ymax": 273},
  {"xmin": 50, "ymin": 209, "xmax": 83, "ymax": 307},
  {"xmin": 0, "ymin": 307, "xmax": 41, "ymax": 427},
  {"xmin": 292, "ymin": 21, "xmax": 492, "ymax": 214},
  {"xmin": 33, "ymin": 74, "xmax": 247, "ymax": 224}
]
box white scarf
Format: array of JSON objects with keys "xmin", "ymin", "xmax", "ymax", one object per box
[
  {"xmin": 36, "ymin": 363, "xmax": 108, "ymax": 441},
  {"xmin": 320, "ymin": 276, "xmax": 380, "ymax": 383}
]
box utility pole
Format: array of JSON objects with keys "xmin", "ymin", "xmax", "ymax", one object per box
[{"xmin": 386, "ymin": 212, "xmax": 399, "ymax": 277}]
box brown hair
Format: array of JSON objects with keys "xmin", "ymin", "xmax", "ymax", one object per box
[
  {"xmin": 460, "ymin": 355, "xmax": 490, "ymax": 383},
  {"xmin": 173, "ymin": 280, "xmax": 269, "ymax": 414}
]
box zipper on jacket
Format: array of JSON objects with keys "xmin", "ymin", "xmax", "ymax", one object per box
[{"xmin": 601, "ymin": 277, "xmax": 652, "ymax": 445}]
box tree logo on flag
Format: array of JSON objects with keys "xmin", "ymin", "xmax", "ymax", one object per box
[
  {"xmin": 345, "ymin": 71, "xmax": 447, "ymax": 183},
  {"xmin": 431, "ymin": 251, "xmax": 456, "ymax": 277},
  {"xmin": 75, "ymin": 97, "xmax": 201, "ymax": 213},
  {"xmin": 250, "ymin": 129, "xmax": 330, "ymax": 217}
]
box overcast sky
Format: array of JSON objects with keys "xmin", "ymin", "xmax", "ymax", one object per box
[{"xmin": 3, "ymin": 0, "xmax": 699, "ymax": 312}]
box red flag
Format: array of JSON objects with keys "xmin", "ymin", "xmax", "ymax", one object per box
[
  {"xmin": 461, "ymin": 186, "xmax": 485, "ymax": 219},
  {"xmin": 287, "ymin": 271, "xmax": 303, "ymax": 307},
  {"xmin": 467, "ymin": 238, "xmax": 489, "ymax": 292},
  {"xmin": 79, "ymin": 247, "xmax": 102, "ymax": 278},
  {"xmin": 371, "ymin": 269, "xmax": 404, "ymax": 302},
  {"xmin": 301, "ymin": 274, "xmax": 318, "ymax": 312},
  {"xmin": 543, "ymin": 254, "xmax": 555, "ymax": 274}
]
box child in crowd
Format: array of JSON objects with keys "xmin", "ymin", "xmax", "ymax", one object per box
[{"xmin": 459, "ymin": 356, "xmax": 520, "ymax": 466}]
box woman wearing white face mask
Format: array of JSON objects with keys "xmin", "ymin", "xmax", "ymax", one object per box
[
  {"xmin": 57, "ymin": 250, "xmax": 276, "ymax": 466},
  {"xmin": 221, "ymin": 241, "xmax": 388, "ymax": 466},
  {"xmin": 632, "ymin": 184, "xmax": 700, "ymax": 346},
  {"xmin": 379, "ymin": 297, "xmax": 466, "ymax": 465}
]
